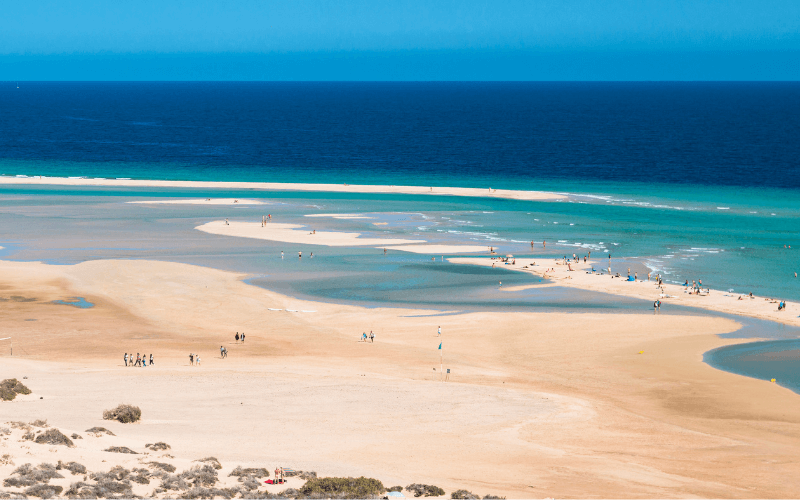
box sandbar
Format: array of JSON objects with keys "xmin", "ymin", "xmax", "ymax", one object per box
[
  {"xmin": 450, "ymin": 256, "xmax": 800, "ymax": 328},
  {"xmin": 196, "ymin": 220, "xmax": 423, "ymax": 246},
  {"xmin": 128, "ymin": 198, "xmax": 269, "ymax": 205},
  {"xmin": 0, "ymin": 175, "xmax": 565, "ymax": 202},
  {"xmin": 1, "ymin": 258, "xmax": 800, "ymax": 497}
]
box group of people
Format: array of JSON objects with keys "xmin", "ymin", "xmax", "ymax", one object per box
[
  {"xmin": 361, "ymin": 331, "xmax": 375, "ymax": 342},
  {"xmin": 235, "ymin": 332, "xmax": 246, "ymax": 342},
  {"xmin": 124, "ymin": 352, "xmax": 153, "ymax": 367},
  {"xmin": 261, "ymin": 214, "xmax": 272, "ymax": 226},
  {"xmin": 189, "ymin": 353, "xmax": 201, "ymax": 366}
]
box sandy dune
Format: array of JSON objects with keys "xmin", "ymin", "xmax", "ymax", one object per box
[{"xmin": 1, "ymin": 258, "xmax": 800, "ymax": 497}]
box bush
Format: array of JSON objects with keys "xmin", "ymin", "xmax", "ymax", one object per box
[
  {"xmin": 56, "ymin": 461, "xmax": 87, "ymax": 475},
  {"xmin": 194, "ymin": 457, "xmax": 222, "ymax": 470},
  {"xmin": 24, "ymin": 484, "xmax": 63, "ymax": 499},
  {"xmin": 180, "ymin": 486, "xmax": 236, "ymax": 499},
  {"xmin": 103, "ymin": 446, "xmax": 138, "ymax": 454},
  {"xmin": 180, "ymin": 465, "xmax": 219, "ymax": 487},
  {"xmin": 30, "ymin": 419, "xmax": 48, "ymax": 428},
  {"xmin": 3, "ymin": 463, "xmax": 64, "ymax": 487},
  {"xmin": 0, "ymin": 379, "xmax": 31, "ymax": 401},
  {"xmin": 85, "ymin": 427, "xmax": 115, "ymax": 436},
  {"xmin": 102, "ymin": 404, "xmax": 141, "ymax": 424},
  {"xmin": 300, "ymin": 476, "xmax": 385, "ymax": 499},
  {"xmin": 482, "ymin": 495, "xmax": 505, "ymax": 499},
  {"xmin": 230, "ymin": 466, "xmax": 270, "ymax": 478},
  {"xmin": 406, "ymin": 484, "xmax": 446, "ymax": 497},
  {"xmin": 34, "ymin": 428, "xmax": 74, "ymax": 447},
  {"xmin": 71, "ymin": 433, "xmax": 83, "ymax": 440},
  {"xmin": 450, "ymin": 490, "xmax": 478, "ymax": 499},
  {"xmin": 149, "ymin": 462, "xmax": 177, "ymax": 473},
  {"xmin": 145, "ymin": 441, "xmax": 170, "ymax": 451},
  {"xmin": 387, "ymin": 486, "xmax": 403, "ymax": 492}
]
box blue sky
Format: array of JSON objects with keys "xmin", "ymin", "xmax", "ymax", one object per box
[{"xmin": 2, "ymin": 0, "xmax": 799, "ymax": 80}]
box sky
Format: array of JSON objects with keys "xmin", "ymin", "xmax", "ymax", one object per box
[{"xmin": 1, "ymin": 0, "xmax": 799, "ymax": 80}]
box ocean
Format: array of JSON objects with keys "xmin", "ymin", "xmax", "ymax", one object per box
[{"xmin": 0, "ymin": 82, "xmax": 798, "ymax": 390}]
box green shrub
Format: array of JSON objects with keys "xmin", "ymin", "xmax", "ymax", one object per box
[
  {"xmin": 387, "ymin": 486, "xmax": 403, "ymax": 492},
  {"xmin": 103, "ymin": 404, "xmax": 141, "ymax": 423},
  {"xmin": 24, "ymin": 484, "xmax": 63, "ymax": 498},
  {"xmin": 230, "ymin": 466, "xmax": 269, "ymax": 478},
  {"xmin": 300, "ymin": 476, "xmax": 385, "ymax": 499},
  {"xmin": 450, "ymin": 490, "xmax": 478, "ymax": 499},
  {"xmin": 85, "ymin": 426, "xmax": 115, "ymax": 436},
  {"xmin": 56, "ymin": 461, "xmax": 87, "ymax": 475},
  {"xmin": 406, "ymin": 484, "xmax": 445, "ymax": 497},
  {"xmin": 194, "ymin": 457, "xmax": 222, "ymax": 470},
  {"xmin": 149, "ymin": 461, "xmax": 177, "ymax": 473}
]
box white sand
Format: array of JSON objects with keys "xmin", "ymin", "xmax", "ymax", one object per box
[
  {"xmin": 379, "ymin": 244, "xmax": 493, "ymax": 254},
  {"xmin": 196, "ymin": 220, "xmax": 423, "ymax": 246},
  {"xmin": 0, "ymin": 176, "xmax": 565, "ymax": 202},
  {"xmin": 128, "ymin": 198, "xmax": 269, "ymax": 205}
]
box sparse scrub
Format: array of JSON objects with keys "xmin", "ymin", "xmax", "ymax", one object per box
[
  {"xmin": 85, "ymin": 427, "xmax": 115, "ymax": 436},
  {"xmin": 7, "ymin": 421, "xmax": 31, "ymax": 431},
  {"xmin": 283, "ymin": 470, "xmax": 317, "ymax": 481},
  {"xmin": 0, "ymin": 379, "xmax": 31, "ymax": 401},
  {"xmin": 24, "ymin": 483, "xmax": 63, "ymax": 498},
  {"xmin": 102, "ymin": 404, "xmax": 141, "ymax": 424},
  {"xmin": 145, "ymin": 441, "xmax": 170, "ymax": 451},
  {"xmin": 4, "ymin": 463, "xmax": 64, "ymax": 488},
  {"xmin": 179, "ymin": 465, "xmax": 219, "ymax": 487},
  {"xmin": 482, "ymin": 495, "xmax": 505, "ymax": 499},
  {"xmin": 230, "ymin": 466, "xmax": 269, "ymax": 478},
  {"xmin": 29, "ymin": 419, "xmax": 47, "ymax": 428},
  {"xmin": 387, "ymin": 486, "xmax": 403, "ymax": 492},
  {"xmin": 406, "ymin": 484, "xmax": 446, "ymax": 497},
  {"xmin": 160, "ymin": 474, "xmax": 190, "ymax": 491},
  {"xmin": 148, "ymin": 462, "xmax": 177, "ymax": 473},
  {"xmin": 450, "ymin": 490, "xmax": 478, "ymax": 499},
  {"xmin": 56, "ymin": 461, "xmax": 87, "ymax": 475},
  {"xmin": 0, "ymin": 454, "xmax": 13, "ymax": 465},
  {"xmin": 299, "ymin": 476, "xmax": 385, "ymax": 499},
  {"xmin": 194, "ymin": 457, "xmax": 222, "ymax": 470},
  {"xmin": 71, "ymin": 433, "xmax": 83, "ymax": 440},
  {"xmin": 34, "ymin": 428, "xmax": 74, "ymax": 447},
  {"xmin": 179, "ymin": 486, "xmax": 236, "ymax": 499},
  {"xmin": 0, "ymin": 426, "xmax": 10, "ymax": 435},
  {"xmin": 103, "ymin": 446, "xmax": 138, "ymax": 454}
]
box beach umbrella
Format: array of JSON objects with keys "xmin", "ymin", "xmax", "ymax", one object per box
[{"xmin": 506, "ymin": 254, "xmax": 513, "ymax": 258}]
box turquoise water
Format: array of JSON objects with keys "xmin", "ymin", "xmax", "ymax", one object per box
[{"xmin": 52, "ymin": 297, "xmax": 94, "ymax": 308}]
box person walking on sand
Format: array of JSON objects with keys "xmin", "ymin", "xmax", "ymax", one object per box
[
  {"xmin": 654, "ymin": 300, "xmax": 658, "ymax": 314},
  {"xmin": 196, "ymin": 354, "xmax": 201, "ymax": 366},
  {"xmin": 149, "ymin": 354, "xmax": 154, "ymax": 366},
  {"xmin": 124, "ymin": 353, "xmax": 128, "ymax": 367},
  {"xmin": 189, "ymin": 353, "xmax": 194, "ymax": 365},
  {"xmin": 438, "ymin": 326, "xmax": 441, "ymax": 336},
  {"xmin": 362, "ymin": 332, "xmax": 367, "ymax": 342},
  {"xmin": 235, "ymin": 332, "xmax": 239, "ymax": 343},
  {"xmin": 135, "ymin": 353, "xmax": 141, "ymax": 367},
  {"xmin": 657, "ymin": 300, "xmax": 661, "ymax": 312},
  {"xmin": 142, "ymin": 355, "xmax": 147, "ymax": 367},
  {"xmin": 369, "ymin": 331, "xmax": 374, "ymax": 343},
  {"xmin": 220, "ymin": 346, "xmax": 225, "ymax": 358},
  {"xmin": 241, "ymin": 333, "xmax": 245, "ymax": 342}
]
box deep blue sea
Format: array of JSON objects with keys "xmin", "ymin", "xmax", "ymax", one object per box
[{"xmin": 0, "ymin": 82, "xmax": 799, "ymax": 391}]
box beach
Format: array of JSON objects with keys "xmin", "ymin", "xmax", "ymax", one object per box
[{"xmin": 2, "ymin": 257, "xmax": 800, "ymax": 498}]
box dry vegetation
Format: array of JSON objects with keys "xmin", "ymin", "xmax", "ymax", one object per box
[
  {"xmin": 102, "ymin": 404, "xmax": 141, "ymax": 424},
  {"xmin": 33, "ymin": 429, "xmax": 73, "ymax": 447},
  {"xmin": 0, "ymin": 379, "xmax": 31, "ymax": 402}
]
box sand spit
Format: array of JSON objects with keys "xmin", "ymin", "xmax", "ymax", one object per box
[
  {"xmin": 196, "ymin": 220, "xmax": 423, "ymax": 247},
  {"xmin": 451, "ymin": 256, "xmax": 800, "ymax": 328},
  {"xmin": 197, "ymin": 221, "xmax": 493, "ymax": 254},
  {"xmin": 128, "ymin": 198, "xmax": 269, "ymax": 206},
  {"xmin": 0, "ymin": 176, "xmax": 565, "ymax": 202},
  {"xmin": 2, "ymin": 258, "xmax": 800, "ymax": 497}
]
